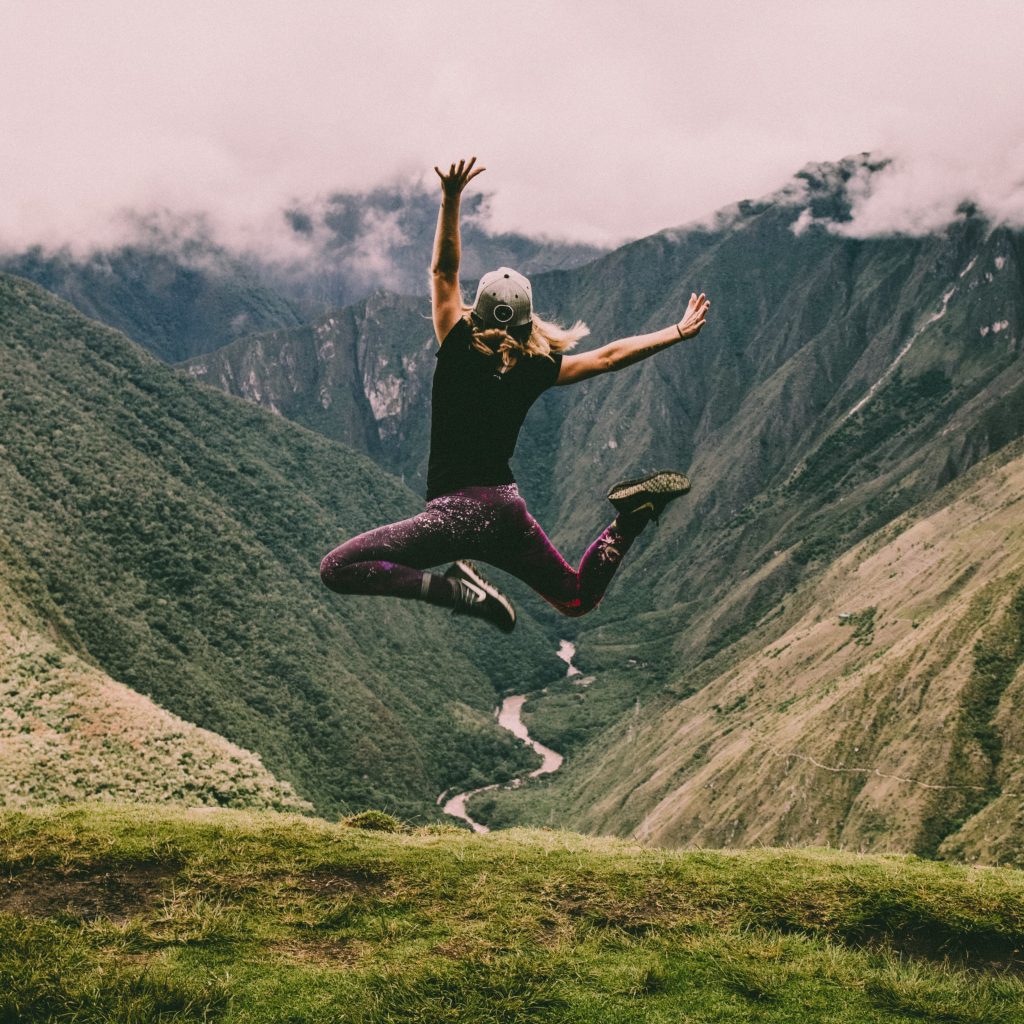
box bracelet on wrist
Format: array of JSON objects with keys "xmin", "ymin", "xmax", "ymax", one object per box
[{"xmin": 675, "ymin": 323, "xmax": 684, "ymax": 340}]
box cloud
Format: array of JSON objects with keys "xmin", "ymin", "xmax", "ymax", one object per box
[
  {"xmin": 2, "ymin": 0, "xmax": 1023, "ymax": 255},
  {"xmin": 787, "ymin": 141, "xmax": 1024, "ymax": 240},
  {"xmin": 836, "ymin": 146, "xmax": 1024, "ymax": 238}
]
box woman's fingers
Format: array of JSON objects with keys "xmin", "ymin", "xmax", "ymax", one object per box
[
  {"xmin": 677, "ymin": 291, "xmax": 711, "ymax": 337},
  {"xmin": 685, "ymin": 292, "xmax": 709, "ymax": 314},
  {"xmin": 458, "ymin": 157, "xmax": 483, "ymax": 185},
  {"xmin": 436, "ymin": 158, "xmax": 485, "ymax": 193}
]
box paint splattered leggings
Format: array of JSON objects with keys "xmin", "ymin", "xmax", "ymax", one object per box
[{"xmin": 319, "ymin": 483, "xmax": 646, "ymax": 617}]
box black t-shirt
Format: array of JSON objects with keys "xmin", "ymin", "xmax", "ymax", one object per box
[{"xmin": 426, "ymin": 318, "xmax": 563, "ymax": 499}]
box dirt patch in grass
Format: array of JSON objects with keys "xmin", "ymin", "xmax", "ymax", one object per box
[
  {"xmin": 191, "ymin": 865, "xmax": 390, "ymax": 904},
  {"xmin": 0, "ymin": 862, "xmax": 178, "ymax": 923},
  {"xmin": 538, "ymin": 876, "xmax": 712, "ymax": 936},
  {"xmin": 268, "ymin": 937, "xmax": 367, "ymax": 968},
  {"xmin": 302, "ymin": 866, "xmax": 388, "ymax": 892}
]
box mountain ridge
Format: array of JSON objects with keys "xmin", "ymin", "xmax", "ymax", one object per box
[{"xmin": 1, "ymin": 183, "xmax": 607, "ymax": 362}]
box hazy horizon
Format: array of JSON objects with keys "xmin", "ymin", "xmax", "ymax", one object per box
[{"xmin": 4, "ymin": 0, "xmax": 1023, "ymax": 258}]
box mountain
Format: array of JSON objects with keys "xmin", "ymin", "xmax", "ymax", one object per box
[
  {"xmin": 0, "ymin": 241, "xmax": 305, "ymax": 363},
  {"xmin": 1, "ymin": 183, "xmax": 607, "ymax": 363},
  {"xmin": 180, "ymin": 155, "xmax": 1024, "ymax": 647},
  {"xmin": 277, "ymin": 181, "xmax": 609, "ymax": 309},
  {"xmin": 8, "ymin": 152, "xmax": 1024, "ymax": 859},
  {"xmin": 475, "ymin": 436, "xmax": 1024, "ymax": 865},
  {"xmin": 3, "ymin": 805, "xmax": 1022, "ymax": 1022},
  {"xmin": 0, "ymin": 273, "xmax": 562, "ymax": 820},
  {"xmin": 180, "ymin": 291, "xmax": 435, "ymax": 491},
  {"xmin": 173, "ymin": 155, "xmax": 1024, "ymax": 855}
]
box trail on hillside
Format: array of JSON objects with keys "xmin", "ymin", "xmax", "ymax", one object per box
[{"xmin": 773, "ymin": 744, "xmax": 1023, "ymax": 796}]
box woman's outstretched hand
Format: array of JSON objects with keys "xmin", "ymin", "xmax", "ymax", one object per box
[
  {"xmin": 434, "ymin": 157, "xmax": 485, "ymax": 199},
  {"xmin": 676, "ymin": 292, "xmax": 711, "ymax": 340}
]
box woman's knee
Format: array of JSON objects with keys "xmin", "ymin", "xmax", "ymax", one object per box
[
  {"xmin": 319, "ymin": 551, "xmax": 339, "ymax": 589},
  {"xmin": 319, "ymin": 541, "xmax": 359, "ymax": 590}
]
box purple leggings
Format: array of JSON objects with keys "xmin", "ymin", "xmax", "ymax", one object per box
[{"xmin": 319, "ymin": 484, "xmax": 646, "ymax": 617}]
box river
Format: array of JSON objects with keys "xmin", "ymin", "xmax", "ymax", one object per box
[{"xmin": 440, "ymin": 642, "xmax": 578, "ymax": 833}]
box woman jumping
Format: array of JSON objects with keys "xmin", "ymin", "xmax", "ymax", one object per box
[{"xmin": 320, "ymin": 157, "xmax": 711, "ymax": 632}]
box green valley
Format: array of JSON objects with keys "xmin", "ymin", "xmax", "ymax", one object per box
[
  {"xmin": 4, "ymin": 156, "xmax": 1024, "ymax": 863},
  {"xmin": 0, "ymin": 273, "xmax": 559, "ymax": 820}
]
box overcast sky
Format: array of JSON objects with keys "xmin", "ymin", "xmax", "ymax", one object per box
[{"xmin": 3, "ymin": 0, "xmax": 1023, "ymax": 253}]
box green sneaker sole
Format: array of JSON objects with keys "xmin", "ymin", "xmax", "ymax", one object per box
[{"xmin": 607, "ymin": 471, "xmax": 691, "ymax": 513}]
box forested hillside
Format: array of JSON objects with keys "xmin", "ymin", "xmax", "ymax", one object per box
[
  {"xmin": 1, "ymin": 242, "xmax": 305, "ymax": 363},
  {"xmin": 0, "ymin": 273, "xmax": 561, "ymax": 819},
  {"xmin": 0, "ymin": 567, "xmax": 310, "ymax": 813}
]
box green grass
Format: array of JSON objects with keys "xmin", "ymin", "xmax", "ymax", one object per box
[{"xmin": 2, "ymin": 805, "xmax": 1023, "ymax": 1023}]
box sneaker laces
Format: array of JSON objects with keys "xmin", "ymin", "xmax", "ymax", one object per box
[{"xmin": 450, "ymin": 578, "xmax": 486, "ymax": 612}]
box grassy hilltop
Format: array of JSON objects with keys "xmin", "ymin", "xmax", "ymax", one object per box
[{"xmin": 2, "ymin": 806, "xmax": 1024, "ymax": 1023}]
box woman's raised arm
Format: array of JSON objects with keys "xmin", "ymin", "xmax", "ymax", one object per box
[
  {"xmin": 430, "ymin": 157, "xmax": 485, "ymax": 343},
  {"xmin": 556, "ymin": 292, "xmax": 711, "ymax": 385}
]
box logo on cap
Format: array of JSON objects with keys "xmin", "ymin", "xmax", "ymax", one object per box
[{"xmin": 492, "ymin": 303, "xmax": 515, "ymax": 323}]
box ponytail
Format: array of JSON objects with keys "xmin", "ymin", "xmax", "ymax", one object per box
[{"xmin": 463, "ymin": 310, "xmax": 590, "ymax": 372}]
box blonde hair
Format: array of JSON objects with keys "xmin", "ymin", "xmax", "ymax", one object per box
[{"xmin": 462, "ymin": 307, "xmax": 589, "ymax": 373}]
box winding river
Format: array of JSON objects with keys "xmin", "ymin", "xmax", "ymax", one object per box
[{"xmin": 440, "ymin": 642, "xmax": 578, "ymax": 833}]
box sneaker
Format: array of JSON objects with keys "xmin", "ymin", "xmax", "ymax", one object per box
[
  {"xmin": 444, "ymin": 560, "xmax": 516, "ymax": 633},
  {"xmin": 606, "ymin": 470, "xmax": 691, "ymax": 522}
]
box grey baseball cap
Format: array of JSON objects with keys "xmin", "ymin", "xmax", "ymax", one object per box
[{"xmin": 471, "ymin": 267, "xmax": 533, "ymax": 330}]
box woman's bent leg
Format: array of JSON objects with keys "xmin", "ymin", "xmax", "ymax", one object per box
[
  {"xmin": 320, "ymin": 508, "xmax": 467, "ymax": 608},
  {"xmin": 486, "ymin": 499, "xmax": 652, "ymax": 617},
  {"xmin": 320, "ymin": 489, "xmax": 516, "ymax": 609}
]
